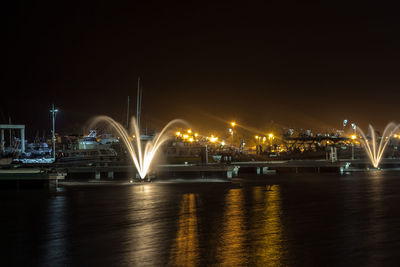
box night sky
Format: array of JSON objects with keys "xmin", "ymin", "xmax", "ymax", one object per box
[{"xmin": 4, "ymin": 1, "xmax": 400, "ymax": 137}]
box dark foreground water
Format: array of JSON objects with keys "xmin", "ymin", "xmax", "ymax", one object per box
[{"xmin": 2, "ymin": 171, "xmax": 400, "ymax": 266}]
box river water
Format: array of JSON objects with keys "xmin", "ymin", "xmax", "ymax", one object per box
[{"xmin": 2, "ymin": 171, "xmax": 400, "ymax": 266}]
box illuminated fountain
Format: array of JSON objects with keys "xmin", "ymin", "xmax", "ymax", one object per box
[
  {"xmin": 89, "ymin": 116, "xmax": 187, "ymax": 179},
  {"xmin": 357, "ymin": 122, "xmax": 399, "ymax": 168}
]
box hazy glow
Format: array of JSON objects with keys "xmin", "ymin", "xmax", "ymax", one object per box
[
  {"xmin": 357, "ymin": 122, "xmax": 399, "ymax": 168},
  {"xmin": 90, "ymin": 116, "xmax": 186, "ymax": 179}
]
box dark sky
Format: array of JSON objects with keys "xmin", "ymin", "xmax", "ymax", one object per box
[{"xmin": 4, "ymin": 1, "xmax": 400, "ymax": 137}]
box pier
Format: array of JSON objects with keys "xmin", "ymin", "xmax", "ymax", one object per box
[
  {"xmin": 3, "ymin": 159, "xmax": 399, "ymax": 186},
  {"xmin": 0, "ymin": 168, "xmax": 66, "ymax": 189},
  {"xmin": 63, "ymin": 163, "xmax": 236, "ymax": 180}
]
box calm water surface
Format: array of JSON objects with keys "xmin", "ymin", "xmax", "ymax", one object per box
[{"xmin": 2, "ymin": 172, "xmax": 400, "ymax": 266}]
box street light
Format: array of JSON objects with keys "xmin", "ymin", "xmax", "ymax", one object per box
[
  {"xmin": 351, "ymin": 134, "xmax": 356, "ymax": 160},
  {"xmin": 230, "ymin": 122, "xmax": 236, "ymax": 147},
  {"xmin": 50, "ymin": 104, "xmax": 59, "ymax": 161},
  {"xmin": 268, "ymin": 133, "xmax": 274, "ymax": 146}
]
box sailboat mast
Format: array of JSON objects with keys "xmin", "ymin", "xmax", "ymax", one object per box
[
  {"xmin": 126, "ymin": 96, "xmax": 130, "ymax": 129},
  {"xmin": 136, "ymin": 77, "xmax": 142, "ymax": 130}
]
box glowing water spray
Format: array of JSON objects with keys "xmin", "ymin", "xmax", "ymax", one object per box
[
  {"xmin": 89, "ymin": 116, "xmax": 187, "ymax": 179},
  {"xmin": 357, "ymin": 122, "xmax": 399, "ymax": 168}
]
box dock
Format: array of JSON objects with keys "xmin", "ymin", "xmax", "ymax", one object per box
[
  {"xmin": 64, "ymin": 164, "xmax": 236, "ymax": 180},
  {"xmin": 0, "ymin": 168, "xmax": 66, "ymax": 189}
]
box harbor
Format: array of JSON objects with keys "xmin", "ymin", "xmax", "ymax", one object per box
[
  {"xmin": 1, "ymin": 113, "xmax": 399, "ymax": 189},
  {"xmin": 4, "ymin": 2, "xmax": 400, "ymax": 266}
]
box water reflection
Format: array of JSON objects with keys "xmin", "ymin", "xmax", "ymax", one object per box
[
  {"xmin": 41, "ymin": 195, "xmax": 68, "ymax": 265},
  {"xmin": 125, "ymin": 184, "xmax": 169, "ymax": 266},
  {"xmin": 251, "ymin": 186, "xmax": 285, "ymax": 266},
  {"xmin": 169, "ymin": 193, "xmax": 199, "ymax": 266},
  {"xmin": 218, "ymin": 189, "xmax": 246, "ymax": 266}
]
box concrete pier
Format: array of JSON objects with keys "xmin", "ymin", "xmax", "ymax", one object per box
[
  {"xmin": 0, "ymin": 168, "xmax": 65, "ymax": 189},
  {"xmin": 63, "ymin": 164, "xmax": 235, "ymax": 180}
]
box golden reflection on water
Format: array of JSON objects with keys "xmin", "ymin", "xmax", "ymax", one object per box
[
  {"xmin": 169, "ymin": 193, "xmax": 199, "ymax": 267},
  {"xmin": 125, "ymin": 185, "xmax": 165, "ymax": 266},
  {"xmin": 218, "ymin": 189, "xmax": 246, "ymax": 266},
  {"xmin": 252, "ymin": 186, "xmax": 284, "ymax": 266}
]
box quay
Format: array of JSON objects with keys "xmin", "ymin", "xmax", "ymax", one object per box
[
  {"xmin": 232, "ymin": 160, "xmax": 348, "ymax": 174},
  {"xmin": 59, "ymin": 159, "xmax": 359, "ymax": 180},
  {"xmin": 3, "ymin": 159, "xmax": 399, "ymax": 186},
  {"xmin": 64, "ymin": 164, "xmax": 237, "ymax": 180},
  {"xmin": 0, "ymin": 168, "xmax": 66, "ymax": 189}
]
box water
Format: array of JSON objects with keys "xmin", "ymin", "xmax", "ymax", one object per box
[{"xmin": 2, "ymin": 172, "xmax": 400, "ymax": 266}]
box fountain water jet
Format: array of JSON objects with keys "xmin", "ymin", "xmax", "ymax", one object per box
[
  {"xmin": 356, "ymin": 122, "xmax": 399, "ymax": 168},
  {"xmin": 89, "ymin": 116, "xmax": 187, "ymax": 179}
]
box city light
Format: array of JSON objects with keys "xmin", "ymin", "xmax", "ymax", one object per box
[
  {"xmin": 231, "ymin": 122, "xmax": 236, "ymax": 127},
  {"xmin": 176, "ymin": 131, "xmax": 181, "ymax": 136},
  {"xmin": 351, "ymin": 135, "xmax": 357, "ymax": 140},
  {"xmin": 209, "ymin": 135, "xmax": 218, "ymax": 143},
  {"xmin": 188, "ymin": 129, "xmax": 192, "ymax": 134}
]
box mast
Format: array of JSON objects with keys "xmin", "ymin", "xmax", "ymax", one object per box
[
  {"xmin": 136, "ymin": 77, "xmax": 142, "ymax": 130},
  {"xmin": 126, "ymin": 96, "xmax": 130, "ymax": 129}
]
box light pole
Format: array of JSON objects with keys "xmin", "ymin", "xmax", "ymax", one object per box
[
  {"xmin": 351, "ymin": 135, "xmax": 356, "ymax": 160},
  {"xmin": 268, "ymin": 133, "xmax": 274, "ymax": 151},
  {"xmin": 50, "ymin": 104, "xmax": 59, "ymax": 161},
  {"xmin": 229, "ymin": 128, "xmax": 233, "ymax": 147},
  {"xmin": 230, "ymin": 122, "xmax": 236, "ymax": 147}
]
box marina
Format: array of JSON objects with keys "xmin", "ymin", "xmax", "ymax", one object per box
[{"xmin": 3, "ymin": 3, "xmax": 400, "ymax": 265}]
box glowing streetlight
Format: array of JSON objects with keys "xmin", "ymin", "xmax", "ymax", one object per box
[
  {"xmin": 268, "ymin": 133, "xmax": 274, "ymax": 149},
  {"xmin": 351, "ymin": 135, "xmax": 357, "ymax": 160},
  {"xmin": 209, "ymin": 135, "xmax": 218, "ymax": 143},
  {"xmin": 188, "ymin": 129, "xmax": 192, "ymax": 134},
  {"xmin": 231, "ymin": 122, "xmax": 236, "ymax": 127}
]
